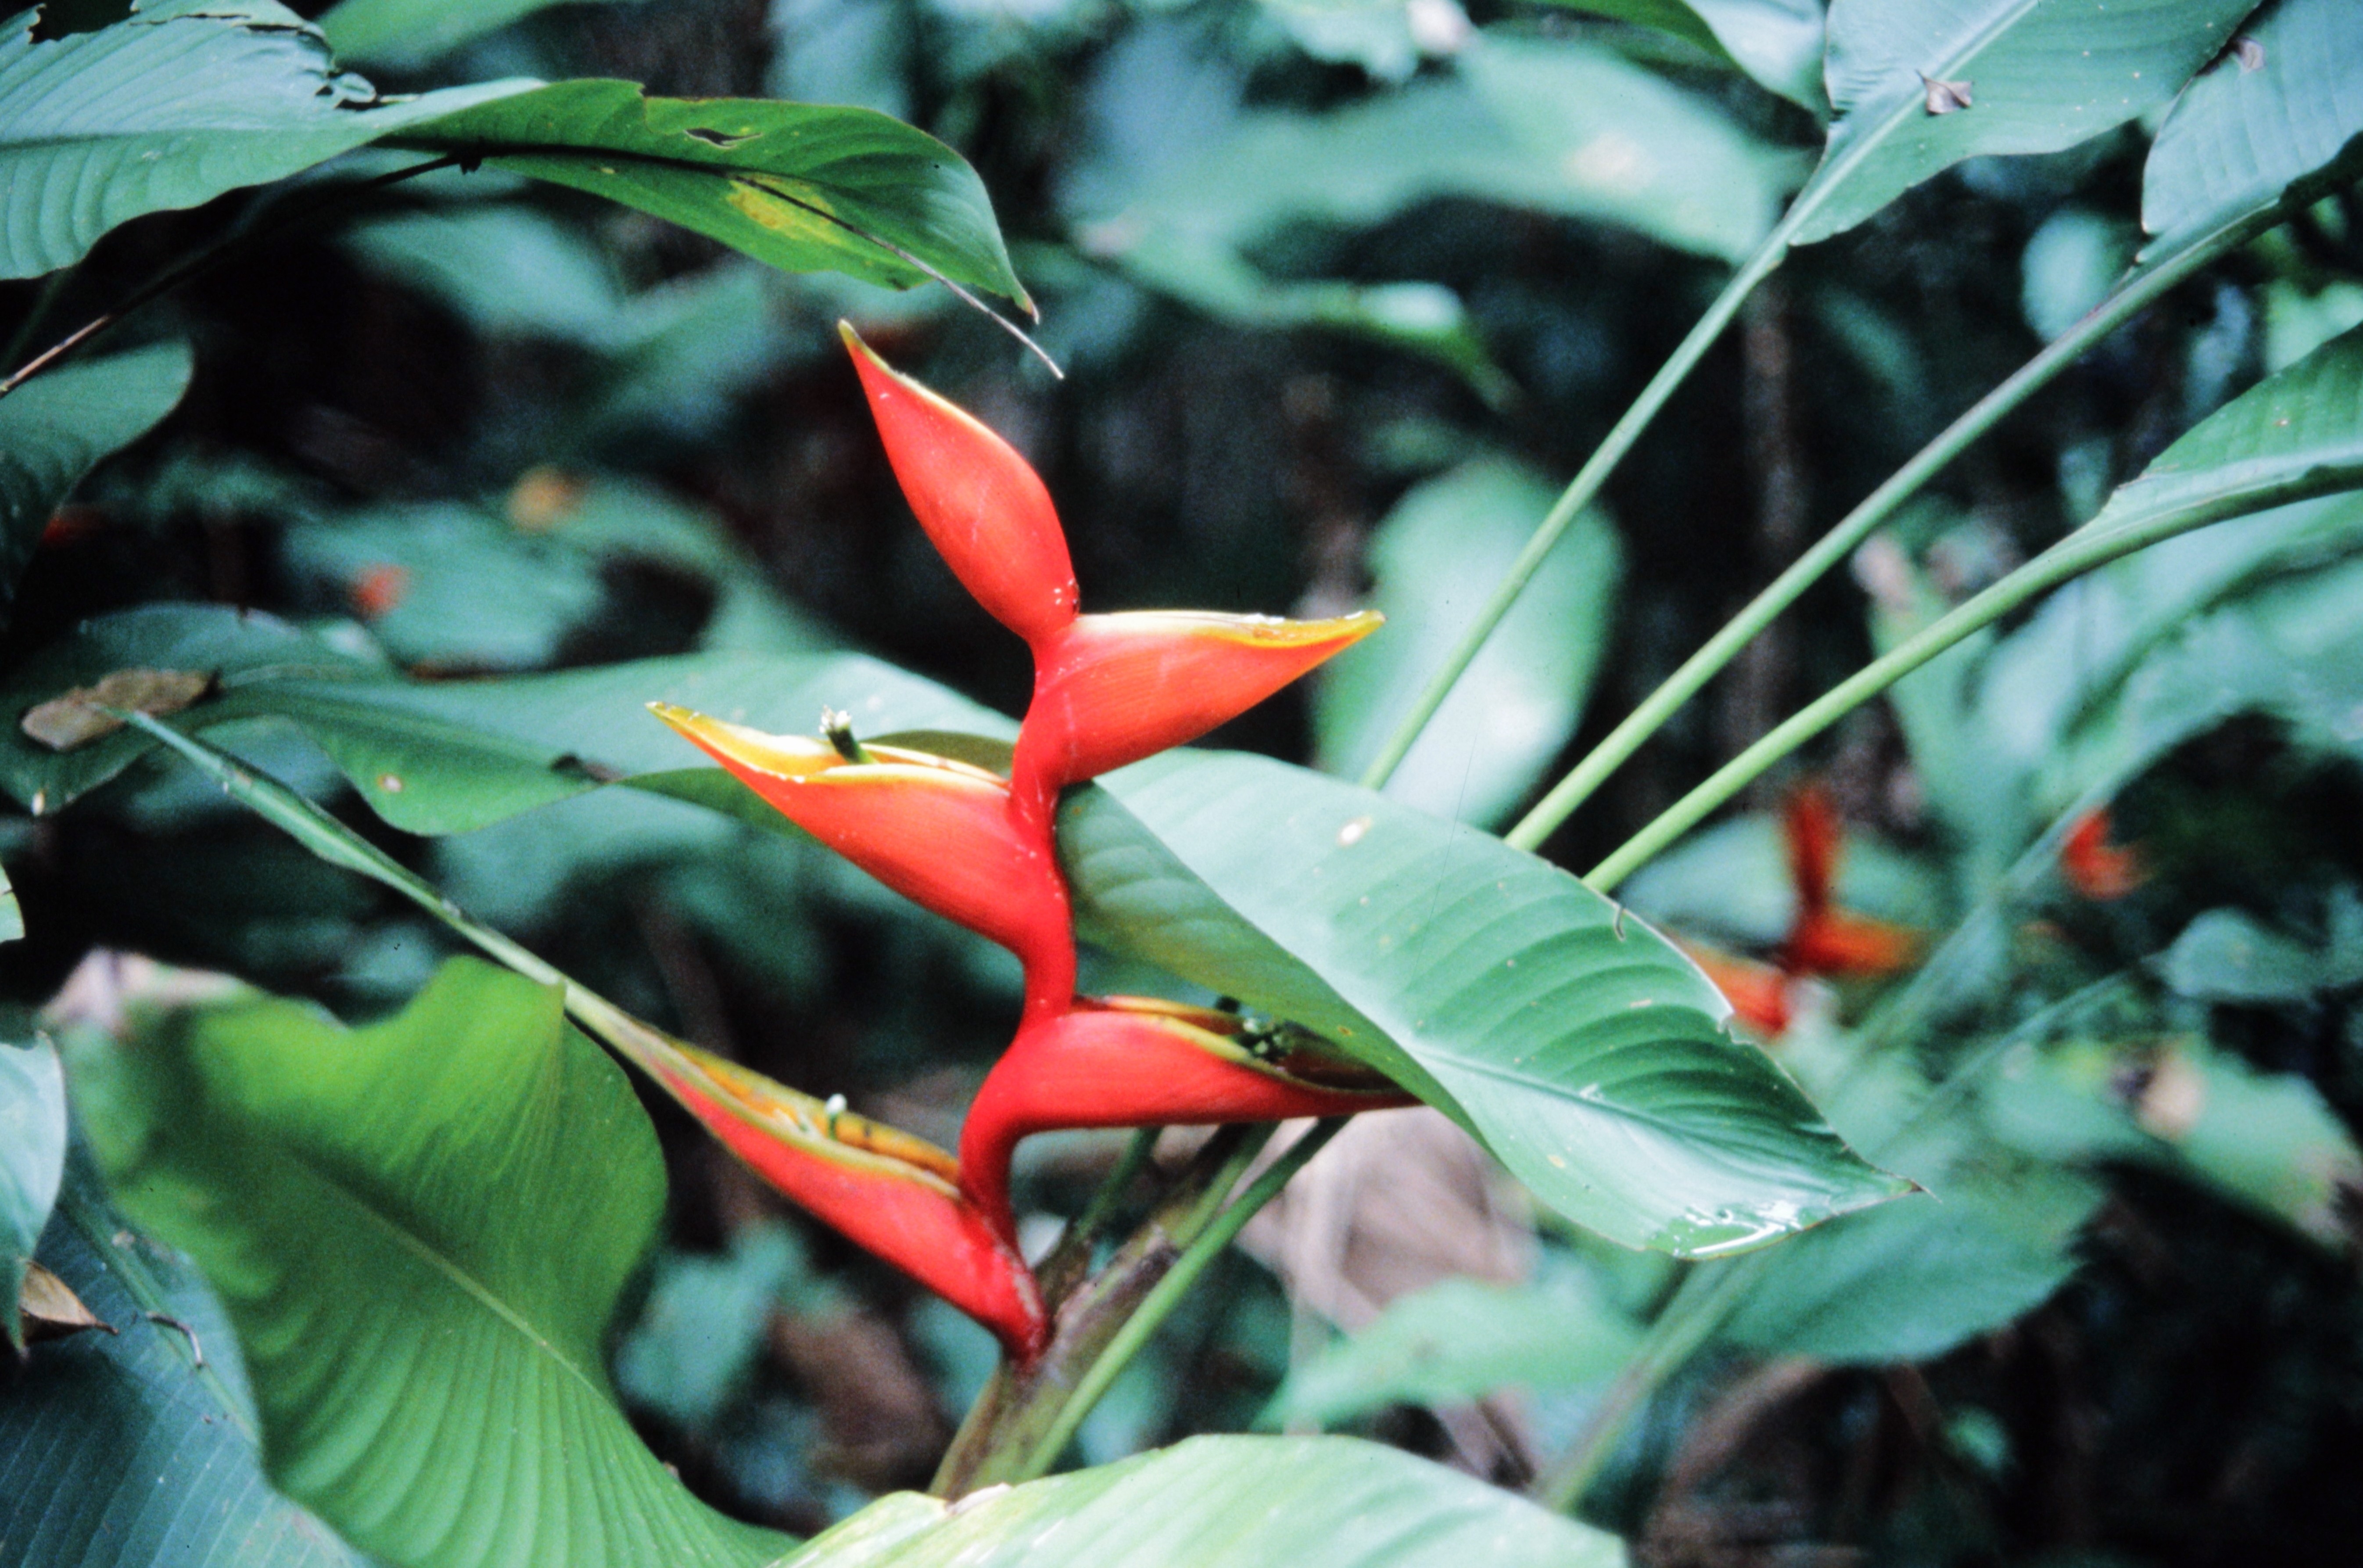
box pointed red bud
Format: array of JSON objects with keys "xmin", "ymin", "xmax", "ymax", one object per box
[
  {"xmin": 650, "ymin": 705, "xmax": 1071, "ymax": 993},
  {"xmin": 840, "ymin": 324, "xmax": 1079, "ymax": 647},
  {"xmin": 1784, "ymin": 909, "xmax": 1921, "ymax": 980},
  {"xmin": 1782, "ymin": 783, "xmax": 1843, "ymax": 922},
  {"xmin": 959, "ymin": 996, "xmax": 1409, "ymax": 1240},
  {"xmin": 1015, "ymin": 610, "xmax": 1381, "ymax": 793},
  {"xmin": 647, "ymin": 1042, "xmax": 1046, "ymax": 1359}
]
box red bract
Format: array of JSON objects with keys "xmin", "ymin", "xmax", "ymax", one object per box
[
  {"xmin": 960, "ymin": 997, "xmax": 1414, "ymax": 1239},
  {"xmin": 1778, "ymin": 784, "xmax": 1919, "ymax": 981},
  {"xmin": 647, "ymin": 1043, "xmax": 1046, "ymax": 1358},
  {"xmin": 1675, "ymin": 939, "xmax": 1794, "ymax": 1040},
  {"xmin": 841, "ymin": 324, "xmax": 1079, "ymax": 647},
  {"xmin": 649, "ymin": 704, "xmax": 1074, "ymax": 1010},
  {"xmin": 2061, "ymin": 808, "xmax": 2144, "ymax": 900},
  {"xmin": 1014, "ymin": 610, "xmax": 1383, "ymax": 799}
]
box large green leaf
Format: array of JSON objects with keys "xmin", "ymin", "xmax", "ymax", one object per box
[
  {"xmin": 1061, "ymin": 750, "xmax": 1907, "ymax": 1256},
  {"xmin": 788, "ymin": 1435, "xmax": 1624, "ymax": 1567},
  {"xmin": 1264, "ymin": 1276, "xmax": 1640, "ymax": 1428},
  {"xmin": 398, "ymin": 81, "xmax": 1029, "ymax": 309},
  {"xmin": 2143, "ymin": 0, "xmax": 2363, "ymax": 250},
  {"xmin": 0, "ymin": 604, "xmax": 1010, "ymax": 832},
  {"xmin": 1535, "ymin": 0, "xmax": 1826, "ymax": 109},
  {"xmin": 0, "ymin": 1033, "xmax": 65, "ymax": 1348},
  {"xmin": 0, "ymin": 342, "xmax": 190, "ymax": 627},
  {"xmin": 0, "ymin": 0, "xmax": 527, "ymax": 280},
  {"xmin": 1315, "ymin": 459, "xmax": 1621, "ymax": 830},
  {"xmin": 0, "ymin": 1158, "xmax": 372, "ymax": 1567},
  {"xmin": 1788, "ymin": 0, "xmax": 2258, "ymax": 245},
  {"xmin": 64, "ymin": 957, "xmax": 790, "ymax": 1568}
]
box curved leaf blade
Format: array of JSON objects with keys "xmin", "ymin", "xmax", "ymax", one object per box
[
  {"xmin": 0, "ymin": 342, "xmax": 190, "ymax": 627},
  {"xmin": 1061, "ymin": 750, "xmax": 1906, "ymax": 1256},
  {"xmin": 0, "ymin": 1033, "xmax": 65, "ymax": 1347},
  {"xmin": 0, "ymin": 1160, "xmax": 371, "ymax": 1568},
  {"xmin": 2142, "ymin": 0, "xmax": 2363, "ymax": 251},
  {"xmin": 0, "ymin": 0, "xmax": 527, "ymax": 280},
  {"xmin": 1791, "ymin": 0, "xmax": 2257, "ymax": 245},
  {"xmin": 400, "ymin": 81, "xmax": 1030, "ymax": 309},
  {"xmin": 790, "ymin": 1435, "xmax": 1624, "ymax": 1568},
  {"xmin": 319, "ymin": 0, "xmax": 638, "ymax": 68},
  {"xmin": 64, "ymin": 958, "xmax": 791, "ymax": 1568}
]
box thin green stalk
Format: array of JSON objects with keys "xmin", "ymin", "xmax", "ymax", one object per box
[
  {"xmin": 1506, "ymin": 207, "xmax": 2281, "ymax": 854},
  {"xmin": 1585, "ymin": 463, "xmax": 2363, "ymax": 893},
  {"xmin": 1012, "ymin": 1118, "xmax": 1347, "ymax": 1482},
  {"xmin": 1358, "ymin": 232, "xmax": 1793, "ymax": 792}
]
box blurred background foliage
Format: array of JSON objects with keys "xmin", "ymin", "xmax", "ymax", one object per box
[{"xmin": 6, "ymin": 0, "xmax": 2363, "ymax": 1561}]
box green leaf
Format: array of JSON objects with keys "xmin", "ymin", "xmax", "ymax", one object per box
[
  {"xmin": 398, "ymin": 80, "xmax": 1029, "ymax": 309},
  {"xmin": 2143, "ymin": 0, "xmax": 2363, "ymax": 251},
  {"xmin": 319, "ymin": 0, "xmax": 640, "ymax": 68},
  {"xmin": 1265, "ymin": 1275, "xmax": 1640, "ymax": 1428},
  {"xmin": 1315, "ymin": 459, "xmax": 1621, "ymax": 830},
  {"xmin": 1788, "ymin": 0, "xmax": 2257, "ymax": 246},
  {"xmin": 0, "ymin": 1158, "xmax": 372, "ymax": 1567},
  {"xmin": 788, "ymin": 1435, "xmax": 1624, "ymax": 1567},
  {"xmin": 0, "ymin": 1033, "xmax": 65, "ymax": 1348},
  {"xmin": 0, "ymin": 604, "xmax": 1011, "ymax": 832},
  {"xmin": 1534, "ymin": 0, "xmax": 1826, "ymax": 109},
  {"xmin": 0, "ymin": 0, "xmax": 528, "ymax": 280},
  {"xmin": 1061, "ymin": 750, "xmax": 1907, "ymax": 1256},
  {"xmin": 64, "ymin": 957, "xmax": 791, "ymax": 1568},
  {"xmin": 0, "ymin": 341, "xmax": 190, "ymax": 627},
  {"xmin": 1721, "ymin": 1185, "xmax": 2085, "ymax": 1363}
]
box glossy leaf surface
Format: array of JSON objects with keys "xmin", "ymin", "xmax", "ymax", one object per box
[
  {"xmin": 401, "ymin": 81, "xmax": 1029, "ymax": 307},
  {"xmin": 66, "ymin": 958, "xmax": 790, "ymax": 1568},
  {"xmin": 1532, "ymin": 0, "xmax": 1826, "ymax": 108},
  {"xmin": 0, "ymin": 0, "xmax": 526, "ymax": 279},
  {"xmin": 2142, "ymin": 0, "xmax": 2363, "ymax": 248},
  {"xmin": 319, "ymin": 0, "xmax": 638, "ymax": 66},
  {"xmin": 0, "ymin": 1159, "xmax": 371, "ymax": 1568},
  {"xmin": 0, "ymin": 343, "xmax": 190, "ymax": 627},
  {"xmin": 1061, "ymin": 750, "xmax": 1906, "ymax": 1255},
  {"xmin": 787, "ymin": 1435, "xmax": 1624, "ymax": 1567},
  {"xmin": 1792, "ymin": 0, "xmax": 2256, "ymax": 245}
]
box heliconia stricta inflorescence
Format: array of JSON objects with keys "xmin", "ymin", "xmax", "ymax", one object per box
[{"xmin": 643, "ymin": 327, "xmax": 1392, "ymax": 1362}]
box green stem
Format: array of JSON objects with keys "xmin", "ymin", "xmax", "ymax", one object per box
[
  {"xmin": 1358, "ymin": 231, "xmax": 1793, "ymax": 792},
  {"xmin": 1506, "ymin": 206, "xmax": 2280, "ymax": 854},
  {"xmin": 1585, "ymin": 462, "xmax": 2363, "ymax": 893},
  {"xmin": 1011, "ymin": 1118, "xmax": 1347, "ymax": 1483}
]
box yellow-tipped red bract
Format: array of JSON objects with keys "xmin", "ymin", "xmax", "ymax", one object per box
[
  {"xmin": 841, "ymin": 323, "xmax": 1079, "ymax": 647},
  {"xmin": 959, "ymin": 996, "xmax": 1412, "ymax": 1240},
  {"xmin": 1015, "ymin": 610, "xmax": 1382, "ymax": 794},
  {"xmin": 649, "ymin": 703, "xmax": 1072, "ymax": 998},
  {"xmin": 646, "ymin": 1042, "xmax": 1046, "ymax": 1358}
]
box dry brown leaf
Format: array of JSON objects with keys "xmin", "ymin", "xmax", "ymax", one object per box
[
  {"xmin": 19, "ymin": 1258, "xmax": 111, "ymax": 1346},
  {"xmin": 20, "ymin": 667, "xmax": 213, "ymax": 752}
]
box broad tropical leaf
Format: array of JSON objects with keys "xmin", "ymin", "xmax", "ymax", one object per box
[
  {"xmin": 1789, "ymin": 0, "xmax": 2258, "ymax": 245},
  {"xmin": 63, "ymin": 958, "xmax": 792, "ymax": 1568},
  {"xmin": 0, "ymin": 0, "xmax": 527, "ymax": 279},
  {"xmin": 2143, "ymin": 0, "xmax": 2363, "ymax": 250},
  {"xmin": 0, "ymin": 342, "xmax": 190, "ymax": 626},
  {"xmin": 0, "ymin": 603, "xmax": 1009, "ymax": 832},
  {"xmin": 0, "ymin": 1159, "xmax": 373, "ymax": 1566},
  {"xmin": 398, "ymin": 81, "xmax": 1029, "ymax": 308},
  {"xmin": 1535, "ymin": 0, "xmax": 1826, "ymax": 109},
  {"xmin": 788, "ymin": 1435, "xmax": 1624, "ymax": 1567},
  {"xmin": 1315, "ymin": 459, "xmax": 1620, "ymax": 829},
  {"xmin": 1060, "ymin": 750, "xmax": 1907, "ymax": 1255},
  {"xmin": 0, "ymin": 1033, "xmax": 65, "ymax": 1347}
]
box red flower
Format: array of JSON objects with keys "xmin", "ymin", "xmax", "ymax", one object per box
[
  {"xmin": 959, "ymin": 997, "xmax": 1413, "ymax": 1239},
  {"xmin": 2061, "ymin": 808, "xmax": 2144, "ymax": 900},
  {"xmin": 1778, "ymin": 785, "xmax": 1919, "ymax": 980}
]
